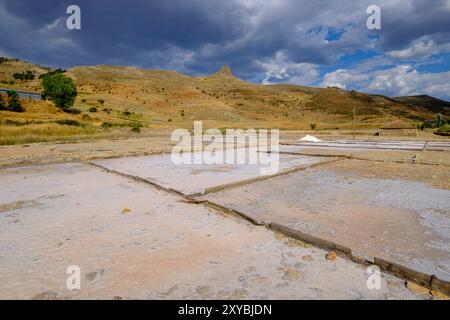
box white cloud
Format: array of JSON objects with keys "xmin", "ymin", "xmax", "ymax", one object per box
[
  {"xmin": 366, "ymin": 65, "xmax": 450, "ymax": 97},
  {"xmin": 321, "ymin": 69, "xmax": 368, "ymax": 89},
  {"xmin": 321, "ymin": 61, "xmax": 450, "ymax": 99},
  {"xmin": 387, "ymin": 38, "xmax": 443, "ymax": 59},
  {"xmin": 444, "ymin": 0, "xmax": 450, "ymax": 10},
  {"xmin": 45, "ymin": 18, "xmax": 62, "ymax": 31},
  {"xmin": 257, "ymin": 51, "xmax": 319, "ymax": 85}
]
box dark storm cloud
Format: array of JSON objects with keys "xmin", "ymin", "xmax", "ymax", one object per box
[
  {"xmin": 0, "ymin": 0, "xmax": 377, "ymax": 72},
  {"xmin": 0, "ymin": 0, "xmax": 249, "ymax": 68},
  {"xmin": 1, "ymin": 0, "xmax": 449, "ymax": 98},
  {"xmin": 379, "ymin": 0, "xmax": 450, "ymax": 50}
]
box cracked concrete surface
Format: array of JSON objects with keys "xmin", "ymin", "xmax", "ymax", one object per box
[{"xmin": 200, "ymin": 164, "xmax": 450, "ymax": 281}]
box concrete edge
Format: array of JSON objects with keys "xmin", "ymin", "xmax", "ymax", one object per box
[
  {"xmin": 195, "ymin": 200, "xmax": 266, "ymax": 226},
  {"xmin": 0, "ymin": 150, "xmax": 174, "ymax": 170},
  {"xmin": 269, "ymin": 222, "xmax": 450, "ymax": 296},
  {"xmin": 88, "ymin": 161, "xmax": 266, "ymax": 226},
  {"xmin": 190, "ymin": 157, "xmax": 344, "ymax": 197},
  {"xmin": 88, "ymin": 162, "xmax": 186, "ymax": 198}
]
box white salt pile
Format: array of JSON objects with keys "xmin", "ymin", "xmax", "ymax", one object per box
[{"xmin": 299, "ymin": 135, "xmax": 322, "ymax": 142}]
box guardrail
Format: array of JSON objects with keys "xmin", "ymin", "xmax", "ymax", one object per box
[{"xmin": 0, "ymin": 88, "xmax": 42, "ymax": 100}]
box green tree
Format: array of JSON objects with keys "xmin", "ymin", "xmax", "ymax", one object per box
[
  {"xmin": 42, "ymin": 73, "xmax": 77, "ymax": 110},
  {"xmin": 435, "ymin": 113, "xmax": 445, "ymax": 128},
  {"xmin": 7, "ymin": 90, "xmax": 24, "ymax": 112}
]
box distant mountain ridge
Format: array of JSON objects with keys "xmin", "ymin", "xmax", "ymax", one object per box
[{"xmin": 393, "ymin": 95, "xmax": 450, "ymax": 114}]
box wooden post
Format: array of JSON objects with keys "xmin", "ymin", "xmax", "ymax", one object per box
[{"xmin": 353, "ymin": 105, "xmax": 356, "ymax": 140}]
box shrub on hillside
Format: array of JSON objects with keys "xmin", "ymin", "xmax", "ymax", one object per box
[
  {"xmin": 418, "ymin": 121, "xmax": 432, "ymax": 130},
  {"xmin": 38, "ymin": 69, "xmax": 66, "ymax": 79},
  {"xmin": 42, "ymin": 73, "xmax": 77, "ymax": 110},
  {"xmin": 0, "ymin": 93, "xmax": 6, "ymax": 110},
  {"xmin": 89, "ymin": 107, "xmax": 98, "ymax": 113},
  {"xmin": 55, "ymin": 119, "xmax": 81, "ymax": 127},
  {"xmin": 13, "ymin": 70, "xmax": 35, "ymax": 80},
  {"xmin": 64, "ymin": 108, "xmax": 82, "ymax": 114},
  {"xmin": 130, "ymin": 122, "xmax": 142, "ymax": 133},
  {"xmin": 435, "ymin": 113, "xmax": 445, "ymax": 128},
  {"xmin": 6, "ymin": 90, "xmax": 24, "ymax": 112},
  {"xmin": 100, "ymin": 122, "xmax": 113, "ymax": 130}
]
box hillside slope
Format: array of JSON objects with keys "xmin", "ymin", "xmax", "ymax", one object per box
[
  {"xmin": 1, "ymin": 58, "xmax": 447, "ymax": 132},
  {"xmin": 66, "ymin": 64, "xmax": 444, "ymax": 129}
]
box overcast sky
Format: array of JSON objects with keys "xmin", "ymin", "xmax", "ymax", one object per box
[{"xmin": 1, "ymin": 0, "xmax": 450, "ymax": 99}]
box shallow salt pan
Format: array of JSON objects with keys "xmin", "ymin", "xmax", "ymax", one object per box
[
  {"xmin": 92, "ymin": 151, "xmax": 330, "ymax": 195},
  {"xmin": 0, "ymin": 162, "xmax": 423, "ymax": 299},
  {"xmin": 200, "ymin": 167, "xmax": 450, "ymax": 281}
]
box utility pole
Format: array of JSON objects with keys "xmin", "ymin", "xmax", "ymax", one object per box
[{"xmin": 352, "ymin": 104, "xmax": 356, "ymax": 140}]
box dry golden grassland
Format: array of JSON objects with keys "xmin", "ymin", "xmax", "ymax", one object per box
[
  {"xmin": 1, "ymin": 60, "xmax": 447, "ymax": 145},
  {"xmin": 0, "ymin": 99, "xmax": 144, "ymax": 145}
]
